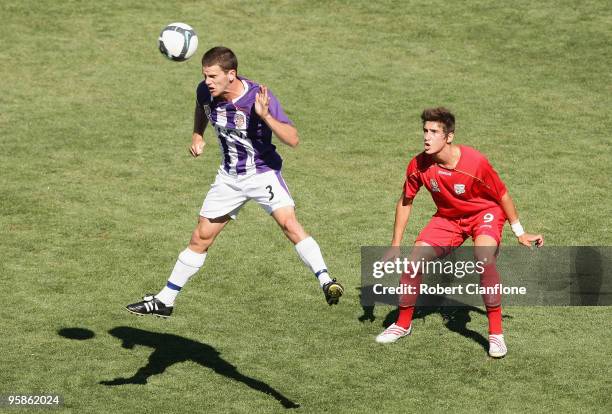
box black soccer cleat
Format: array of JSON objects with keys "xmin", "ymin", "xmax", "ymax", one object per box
[
  {"xmin": 322, "ymin": 279, "xmax": 344, "ymax": 305},
  {"xmin": 126, "ymin": 294, "xmax": 173, "ymax": 318}
]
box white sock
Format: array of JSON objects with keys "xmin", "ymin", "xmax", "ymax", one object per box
[
  {"xmin": 156, "ymin": 248, "xmax": 207, "ymax": 306},
  {"xmin": 294, "ymin": 237, "xmax": 332, "ymax": 287}
]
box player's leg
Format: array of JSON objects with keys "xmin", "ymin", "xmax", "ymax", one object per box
[
  {"xmin": 376, "ymin": 241, "xmax": 439, "ymax": 343},
  {"xmin": 248, "ymin": 170, "xmax": 343, "ymax": 305},
  {"xmin": 474, "ymin": 234, "xmax": 506, "ymax": 357},
  {"xmin": 270, "ymin": 205, "xmax": 307, "ymax": 244},
  {"xmin": 126, "ymin": 216, "xmax": 231, "ymax": 317},
  {"xmin": 271, "ymin": 205, "xmax": 344, "ymax": 305},
  {"xmin": 126, "ymin": 173, "xmax": 246, "ymax": 317},
  {"xmin": 470, "ymin": 207, "xmax": 507, "ymax": 357},
  {"xmin": 155, "ymin": 215, "xmax": 231, "ymax": 305},
  {"xmin": 376, "ymin": 215, "xmax": 464, "ymax": 343}
]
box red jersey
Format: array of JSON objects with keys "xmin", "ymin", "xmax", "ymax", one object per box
[{"xmin": 404, "ymin": 145, "xmax": 507, "ymax": 218}]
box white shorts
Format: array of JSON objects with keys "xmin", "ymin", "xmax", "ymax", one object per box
[{"xmin": 200, "ymin": 170, "xmax": 295, "ymax": 219}]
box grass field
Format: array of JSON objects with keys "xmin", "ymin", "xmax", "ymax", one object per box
[{"xmin": 1, "ymin": 0, "xmax": 611, "ymax": 412}]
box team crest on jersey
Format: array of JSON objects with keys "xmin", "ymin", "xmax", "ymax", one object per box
[
  {"xmin": 430, "ymin": 179, "xmax": 440, "ymax": 192},
  {"xmin": 454, "ymin": 184, "xmax": 466, "ymax": 195},
  {"xmin": 234, "ymin": 112, "xmax": 246, "ymax": 129}
]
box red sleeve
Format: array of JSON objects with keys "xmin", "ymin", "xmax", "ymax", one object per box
[
  {"xmin": 403, "ymin": 157, "xmax": 422, "ymax": 198},
  {"xmin": 478, "ymin": 159, "xmax": 507, "ymax": 202}
]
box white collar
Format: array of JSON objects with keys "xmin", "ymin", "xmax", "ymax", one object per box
[{"xmin": 232, "ymin": 79, "xmax": 249, "ymax": 103}]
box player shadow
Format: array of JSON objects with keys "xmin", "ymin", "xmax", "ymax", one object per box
[
  {"xmin": 58, "ymin": 326, "xmax": 299, "ymax": 409},
  {"xmin": 358, "ymin": 290, "xmax": 510, "ymax": 352}
]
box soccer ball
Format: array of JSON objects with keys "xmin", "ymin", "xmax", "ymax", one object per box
[{"xmin": 158, "ymin": 22, "xmax": 198, "ymax": 61}]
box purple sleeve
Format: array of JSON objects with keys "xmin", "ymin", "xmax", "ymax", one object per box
[{"xmin": 268, "ymin": 90, "xmax": 293, "ymax": 125}]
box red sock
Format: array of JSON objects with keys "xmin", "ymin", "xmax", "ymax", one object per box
[
  {"xmin": 396, "ymin": 306, "xmax": 415, "ymax": 329},
  {"xmin": 479, "ymin": 263, "xmax": 503, "ymax": 334},
  {"xmin": 396, "ymin": 264, "xmax": 421, "ymax": 329},
  {"xmin": 486, "ymin": 305, "xmax": 503, "ymax": 334}
]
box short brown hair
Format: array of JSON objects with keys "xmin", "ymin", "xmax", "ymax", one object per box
[
  {"xmin": 421, "ymin": 107, "xmax": 455, "ymax": 134},
  {"xmin": 201, "ymin": 46, "xmax": 238, "ymax": 72}
]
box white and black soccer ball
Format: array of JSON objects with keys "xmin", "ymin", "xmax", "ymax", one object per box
[{"xmin": 158, "ymin": 22, "xmax": 198, "ymax": 61}]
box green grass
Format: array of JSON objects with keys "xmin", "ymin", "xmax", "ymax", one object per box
[{"xmin": 1, "ymin": 0, "xmax": 611, "ymax": 412}]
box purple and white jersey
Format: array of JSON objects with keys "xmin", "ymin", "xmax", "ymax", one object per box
[{"xmin": 196, "ymin": 77, "xmax": 293, "ymax": 177}]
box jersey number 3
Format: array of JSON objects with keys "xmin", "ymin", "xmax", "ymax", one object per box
[{"xmin": 265, "ymin": 185, "xmax": 274, "ymax": 201}]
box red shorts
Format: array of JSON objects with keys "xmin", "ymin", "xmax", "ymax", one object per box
[{"xmin": 416, "ymin": 206, "xmax": 506, "ymax": 252}]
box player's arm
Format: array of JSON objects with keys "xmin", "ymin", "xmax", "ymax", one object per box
[
  {"xmin": 392, "ymin": 194, "xmax": 414, "ymax": 246},
  {"xmin": 190, "ymin": 102, "xmax": 209, "ymax": 157},
  {"xmin": 382, "ymin": 194, "xmax": 414, "ymax": 261},
  {"xmin": 499, "ymin": 192, "xmax": 544, "ymax": 248},
  {"xmin": 255, "ymin": 85, "xmax": 299, "ymax": 147},
  {"xmin": 384, "ymin": 159, "xmax": 421, "ymax": 260}
]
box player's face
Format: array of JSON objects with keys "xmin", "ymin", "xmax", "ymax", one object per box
[
  {"xmin": 202, "ymin": 64, "xmax": 235, "ymax": 98},
  {"xmin": 423, "ymin": 121, "xmax": 453, "ymax": 154}
]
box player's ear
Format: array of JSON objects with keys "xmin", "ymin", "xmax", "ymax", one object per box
[
  {"xmin": 446, "ymin": 132, "xmax": 455, "ymax": 143},
  {"xmin": 228, "ymin": 69, "xmax": 237, "ymax": 82}
]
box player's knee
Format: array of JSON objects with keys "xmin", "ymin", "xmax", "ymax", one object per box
[
  {"xmin": 474, "ymin": 237, "xmax": 498, "ymax": 263},
  {"xmin": 482, "ymin": 294, "xmax": 501, "ymax": 308},
  {"xmin": 474, "ymin": 247, "xmax": 498, "ymax": 264},
  {"xmin": 190, "ymin": 233, "xmax": 212, "ymax": 252},
  {"xmin": 196, "ymin": 230, "xmax": 214, "ymax": 246},
  {"xmin": 279, "ymin": 216, "xmax": 295, "ymax": 232},
  {"xmin": 282, "ymin": 216, "xmax": 306, "ymax": 239},
  {"xmin": 475, "ymin": 253, "xmax": 496, "ymax": 265},
  {"xmin": 193, "ymin": 224, "xmax": 216, "ymax": 249}
]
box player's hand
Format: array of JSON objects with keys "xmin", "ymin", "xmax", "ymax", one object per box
[
  {"xmin": 518, "ymin": 233, "xmax": 544, "ymax": 248},
  {"xmin": 381, "ymin": 246, "xmax": 401, "ymax": 262},
  {"xmin": 190, "ymin": 136, "xmax": 205, "ymax": 157},
  {"xmin": 255, "ymin": 85, "xmax": 270, "ymax": 119}
]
